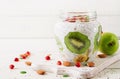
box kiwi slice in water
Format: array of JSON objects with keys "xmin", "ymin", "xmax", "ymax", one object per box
[{"xmin": 64, "ymin": 32, "xmax": 91, "ymax": 54}]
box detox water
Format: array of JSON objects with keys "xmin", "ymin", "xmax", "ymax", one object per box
[{"xmin": 54, "ymin": 11, "xmax": 102, "ymax": 64}]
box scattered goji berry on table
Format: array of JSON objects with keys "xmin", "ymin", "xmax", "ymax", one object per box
[
  {"xmin": 20, "ymin": 54, "xmax": 27, "ymax": 59},
  {"xmin": 9, "ymin": 64, "xmax": 15, "ymax": 69},
  {"xmin": 14, "ymin": 57, "xmax": 19, "ymax": 62},
  {"xmin": 45, "ymin": 55, "xmax": 51, "ymax": 60},
  {"xmin": 57, "ymin": 61, "xmax": 62, "ymax": 65},
  {"xmin": 25, "ymin": 51, "xmax": 31, "ymax": 56},
  {"xmin": 19, "ymin": 51, "xmax": 31, "ymax": 59},
  {"xmin": 75, "ymin": 62, "xmax": 81, "ymax": 67}
]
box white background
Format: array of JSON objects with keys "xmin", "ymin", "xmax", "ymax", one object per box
[{"xmin": 0, "ymin": 0, "xmax": 120, "ymax": 38}]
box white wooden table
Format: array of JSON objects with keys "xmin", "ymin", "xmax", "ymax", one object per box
[{"xmin": 0, "ymin": 39, "xmax": 120, "ymax": 79}]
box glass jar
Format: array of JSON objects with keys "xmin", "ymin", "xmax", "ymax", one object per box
[{"xmin": 54, "ymin": 11, "xmax": 102, "ymax": 64}]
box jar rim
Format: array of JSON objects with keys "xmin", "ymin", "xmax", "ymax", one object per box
[
  {"xmin": 60, "ymin": 11, "xmax": 97, "ymax": 22},
  {"xmin": 67, "ymin": 11, "xmax": 97, "ymax": 17}
]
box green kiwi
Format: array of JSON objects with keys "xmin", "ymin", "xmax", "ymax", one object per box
[
  {"xmin": 99, "ymin": 32, "xmax": 119, "ymax": 55},
  {"xmin": 64, "ymin": 32, "xmax": 91, "ymax": 54}
]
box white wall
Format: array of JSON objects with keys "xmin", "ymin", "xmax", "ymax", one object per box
[{"xmin": 0, "ymin": 0, "xmax": 120, "ymax": 38}]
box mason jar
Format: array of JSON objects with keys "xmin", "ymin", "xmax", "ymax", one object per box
[{"xmin": 54, "ymin": 11, "xmax": 102, "ymax": 64}]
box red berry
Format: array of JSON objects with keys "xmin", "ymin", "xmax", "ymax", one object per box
[
  {"xmin": 26, "ymin": 51, "xmax": 31, "ymax": 56},
  {"xmin": 75, "ymin": 62, "xmax": 81, "ymax": 67},
  {"xmin": 45, "ymin": 55, "xmax": 50, "ymax": 60},
  {"xmin": 57, "ymin": 61, "xmax": 62, "ymax": 65},
  {"xmin": 9, "ymin": 64, "xmax": 15, "ymax": 69},
  {"xmin": 22, "ymin": 55, "xmax": 27, "ymax": 59},
  {"xmin": 20, "ymin": 54, "xmax": 27, "ymax": 59},
  {"xmin": 14, "ymin": 57, "xmax": 19, "ymax": 62}
]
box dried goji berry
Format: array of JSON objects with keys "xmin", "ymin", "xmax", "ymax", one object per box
[
  {"xmin": 75, "ymin": 62, "xmax": 81, "ymax": 67},
  {"xmin": 57, "ymin": 61, "xmax": 62, "ymax": 65},
  {"xmin": 45, "ymin": 55, "xmax": 51, "ymax": 60},
  {"xmin": 25, "ymin": 51, "xmax": 31, "ymax": 56},
  {"xmin": 14, "ymin": 57, "xmax": 19, "ymax": 62},
  {"xmin": 9, "ymin": 64, "xmax": 15, "ymax": 69}
]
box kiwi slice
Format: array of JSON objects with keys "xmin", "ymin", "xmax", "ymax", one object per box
[{"xmin": 64, "ymin": 32, "xmax": 91, "ymax": 54}]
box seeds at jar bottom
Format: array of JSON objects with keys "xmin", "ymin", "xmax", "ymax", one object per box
[{"xmin": 73, "ymin": 54, "xmax": 88, "ymax": 63}]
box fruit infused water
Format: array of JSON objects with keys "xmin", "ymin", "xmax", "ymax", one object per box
[{"xmin": 54, "ymin": 11, "xmax": 102, "ymax": 64}]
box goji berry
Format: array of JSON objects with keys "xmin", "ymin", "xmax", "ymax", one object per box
[
  {"xmin": 20, "ymin": 54, "xmax": 27, "ymax": 59},
  {"xmin": 14, "ymin": 57, "xmax": 19, "ymax": 62},
  {"xmin": 25, "ymin": 51, "xmax": 31, "ymax": 56},
  {"xmin": 57, "ymin": 61, "xmax": 62, "ymax": 65},
  {"xmin": 45, "ymin": 55, "xmax": 50, "ymax": 60},
  {"xmin": 9, "ymin": 64, "xmax": 15, "ymax": 69},
  {"xmin": 75, "ymin": 62, "xmax": 81, "ymax": 67}
]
